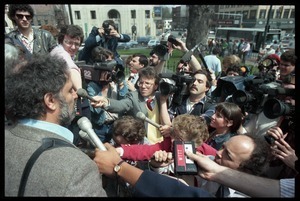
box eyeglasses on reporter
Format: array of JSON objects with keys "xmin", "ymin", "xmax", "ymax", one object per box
[
  {"xmin": 137, "ymin": 81, "xmax": 155, "ymax": 88},
  {"xmin": 63, "ymin": 39, "xmax": 81, "ymax": 48},
  {"xmin": 16, "ymin": 14, "xmax": 32, "ymax": 20}
]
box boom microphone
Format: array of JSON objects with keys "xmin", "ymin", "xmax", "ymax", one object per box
[
  {"xmin": 77, "ymin": 88, "xmax": 97, "ymax": 102},
  {"xmin": 77, "ymin": 117, "xmax": 107, "ymax": 151},
  {"xmin": 136, "ymin": 111, "xmax": 161, "ymax": 128}
]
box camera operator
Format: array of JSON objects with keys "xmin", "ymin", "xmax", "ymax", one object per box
[
  {"xmin": 243, "ymin": 50, "xmax": 296, "ymax": 137},
  {"xmin": 79, "ymin": 20, "xmax": 130, "ymax": 71},
  {"xmin": 263, "ymin": 72, "xmax": 297, "ymax": 180},
  {"xmin": 85, "ymin": 46, "xmax": 128, "ymax": 143},
  {"xmin": 160, "ymin": 69, "xmax": 216, "ymax": 127}
]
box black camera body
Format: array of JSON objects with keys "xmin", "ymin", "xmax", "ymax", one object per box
[
  {"xmin": 173, "ymin": 141, "xmax": 198, "ymax": 175},
  {"xmin": 168, "ymin": 35, "xmax": 181, "ymax": 46},
  {"xmin": 159, "ymin": 73, "xmax": 195, "ymax": 105},
  {"xmin": 231, "ymin": 74, "xmax": 294, "ymax": 116},
  {"xmin": 78, "ymin": 60, "xmax": 124, "ymax": 84},
  {"xmin": 102, "ymin": 22, "xmax": 111, "ymax": 36}
]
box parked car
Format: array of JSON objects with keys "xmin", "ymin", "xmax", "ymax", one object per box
[
  {"xmin": 147, "ymin": 40, "xmax": 160, "ymax": 48},
  {"xmin": 117, "ymin": 41, "xmax": 139, "ymax": 49},
  {"xmin": 117, "ymin": 42, "xmax": 131, "ymax": 49},
  {"xmin": 137, "ymin": 36, "xmax": 151, "ymax": 46},
  {"xmin": 129, "ymin": 40, "xmax": 138, "ymax": 48}
]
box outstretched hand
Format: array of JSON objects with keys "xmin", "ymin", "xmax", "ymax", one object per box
[
  {"xmin": 185, "ymin": 151, "xmax": 226, "ymax": 181},
  {"xmin": 93, "ymin": 143, "xmax": 122, "ymax": 177}
]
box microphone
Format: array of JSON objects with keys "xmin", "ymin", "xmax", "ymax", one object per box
[
  {"xmin": 78, "ymin": 130, "xmax": 96, "ymax": 147},
  {"xmin": 136, "ymin": 111, "xmax": 161, "ymax": 128},
  {"xmin": 77, "ymin": 88, "xmax": 97, "ymax": 102},
  {"xmin": 77, "ymin": 117, "xmax": 107, "ymax": 151}
]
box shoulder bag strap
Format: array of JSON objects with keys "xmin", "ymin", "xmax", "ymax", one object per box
[{"xmin": 18, "ymin": 138, "xmax": 75, "ymax": 196}]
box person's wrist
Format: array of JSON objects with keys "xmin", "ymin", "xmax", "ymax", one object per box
[{"xmin": 114, "ymin": 160, "xmax": 126, "ymax": 176}]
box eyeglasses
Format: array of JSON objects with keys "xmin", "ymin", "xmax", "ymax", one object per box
[
  {"xmin": 15, "ymin": 14, "xmax": 32, "ymax": 20},
  {"xmin": 63, "ymin": 39, "xmax": 80, "ymax": 48},
  {"xmin": 137, "ymin": 81, "xmax": 154, "ymax": 88}
]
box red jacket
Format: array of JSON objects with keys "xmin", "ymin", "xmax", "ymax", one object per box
[{"xmin": 121, "ymin": 137, "xmax": 217, "ymax": 161}]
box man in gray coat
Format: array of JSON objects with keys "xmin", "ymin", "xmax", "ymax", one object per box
[{"xmin": 5, "ymin": 54, "xmax": 107, "ymax": 197}]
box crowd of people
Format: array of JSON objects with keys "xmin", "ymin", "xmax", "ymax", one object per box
[{"xmin": 4, "ymin": 4, "xmax": 298, "ymax": 198}]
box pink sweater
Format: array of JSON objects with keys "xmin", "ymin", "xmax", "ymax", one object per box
[{"xmin": 121, "ymin": 137, "xmax": 217, "ymax": 161}]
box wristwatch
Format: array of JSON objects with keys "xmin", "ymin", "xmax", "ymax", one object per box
[{"xmin": 114, "ymin": 160, "xmax": 125, "ymax": 173}]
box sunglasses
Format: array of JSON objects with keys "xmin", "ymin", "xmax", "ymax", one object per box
[{"xmin": 16, "ymin": 14, "xmax": 32, "ymax": 20}]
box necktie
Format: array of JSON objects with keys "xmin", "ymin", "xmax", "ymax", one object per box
[{"xmin": 146, "ymin": 98, "xmax": 153, "ymax": 111}]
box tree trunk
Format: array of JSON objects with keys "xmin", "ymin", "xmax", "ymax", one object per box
[{"xmin": 186, "ymin": 5, "xmax": 212, "ymax": 49}]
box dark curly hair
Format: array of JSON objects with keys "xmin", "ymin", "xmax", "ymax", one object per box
[
  {"xmin": 57, "ymin": 25, "xmax": 84, "ymax": 45},
  {"xmin": 8, "ymin": 4, "xmax": 34, "ymax": 25},
  {"xmin": 237, "ymin": 133, "xmax": 272, "ymax": 176},
  {"xmin": 112, "ymin": 115, "xmax": 146, "ymax": 145},
  {"xmin": 5, "ymin": 54, "xmax": 70, "ymax": 121}
]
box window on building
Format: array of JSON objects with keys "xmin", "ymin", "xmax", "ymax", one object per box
[
  {"xmin": 259, "ymin": 9, "xmax": 266, "ymax": 19},
  {"xmin": 75, "ymin": 11, "xmax": 81, "ymax": 20},
  {"xmin": 131, "ymin": 10, "xmax": 136, "ymax": 19},
  {"xmin": 224, "ymin": 12, "xmax": 229, "ymax": 19},
  {"xmin": 44, "ymin": 20, "xmax": 48, "ymax": 24},
  {"xmin": 91, "ymin": 10, "xmax": 96, "ymax": 19},
  {"xmin": 283, "ymin": 9, "xmax": 289, "ymax": 19},
  {"xmin": 243, "ymin": 11, "xmax": 248, "ymax": 20},
  {"xmin": 249, "ymin": 10, "xmax": 256, "ymax": 19},
  {"xmin": 37, "ymin": 20, "xmax": 41, "ymax": 26},
  {"xmin": 290, "ymin": 9, "xmax": 295, "ymax": 18},
  {"xmin": 145, "ymin": 10, "xmax": 150, "ymax": 18},
  {"xmin": 275, "ymin": 9, "xmax": 281, "ymax": 18}
]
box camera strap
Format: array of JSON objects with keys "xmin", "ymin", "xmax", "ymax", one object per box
[{"xmin": 18, "ymin": 138, "xmax": 75, "ymax": 196}]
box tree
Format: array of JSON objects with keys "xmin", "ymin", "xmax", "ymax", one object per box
[
  {"xmin": 186, "ymin": 5, "xmax": 213, "ymax": 50},
  {"xmin": 162, "ymin": 7, "xmax": 172, "ymax": 19}
]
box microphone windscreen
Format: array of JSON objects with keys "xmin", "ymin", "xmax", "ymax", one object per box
[
  {"xmin": 77, "ymin": 88, "xmax": 88, "ymax": 97},
  {"xmin": 136, "ymin": 111, "xmax": 146, "ymax": 120}
]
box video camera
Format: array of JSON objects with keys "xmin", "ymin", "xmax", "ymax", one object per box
[
  {"xmin": 211, "ymin": 75, "xmax": 251, "ymax": 102},
  {"xmin": 231, "ymin": 75, "xmax": 294, "ymax": 115},
  {"xmin": 78, "ymin": 60, "xmax": 125, "ymax": 84},
  {"xmin": 159, "ymin": 72, "xmax": 195, "ymax": 105}
]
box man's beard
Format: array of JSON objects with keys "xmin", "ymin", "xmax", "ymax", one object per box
[
  {"xmin": 58, "ymin": 95, "xmax": 76, "ymax": 127},
  {"xmin": 149, "ymin": 61, "xmax": 158, "ymax": 67}
]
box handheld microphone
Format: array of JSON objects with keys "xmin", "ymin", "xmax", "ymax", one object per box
[
  {"xmin": 77, "ymin": 117, "xmax": 107, "ymax": 151},
  {"xmin": 136, "ymin": 111, "xmax": 161, "ymax": 128},
  {"xmin": 78, "ymin": 130, "xmax": 96, "ymax": 147},
  {"xmin": 77, "ymin": 88, "xmax": 97, "ymax": 102}
]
